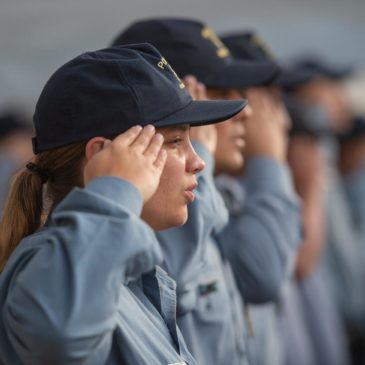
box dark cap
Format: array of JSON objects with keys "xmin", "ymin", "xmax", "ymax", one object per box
[
  {"xmin": 32, "ymin": 43, "xmax": 247, "ymax": 154},
  {"xmin": 0, "ymin": 113, "xmax": 31, "ymax": 140},
  {"xmin": 111, "ymin": 18, "xmax": 279, "ymax": 89},
  {"xmin": 220, "ymin": 31, "xmax": 314, "ymax": 89},
  {"xmin": 284, "ymin": 95, "xmax": 332, "ymax": 139},
  {"xmin": 291, "ymin": 56, "xmax": 353, "ymax": 81}
]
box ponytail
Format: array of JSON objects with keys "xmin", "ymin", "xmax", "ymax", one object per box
[{"xmin": 0, "ymin": 141, "xmax": 87, "ymax": 272}]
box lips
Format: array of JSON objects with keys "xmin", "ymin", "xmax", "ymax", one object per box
[
  {"xmin": 186, "ymin": 182, "xmax": 198, "ymax": 192},
  {"xmin": 184, "ymin": 182, "xmax": 198, "ymax": 203}
]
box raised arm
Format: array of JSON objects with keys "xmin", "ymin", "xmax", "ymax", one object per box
[{"xmin": 1, "ymin": 126, "xmax": 166, "ymax": 364}]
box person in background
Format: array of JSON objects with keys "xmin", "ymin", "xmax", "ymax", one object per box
[
  {"xmin": 112, "ymin": 18, "xmax": 302, "ymax": 365},
  {"xmin": 0, "ymin": 43, "xmax": 247, "ymax": 365},
  {"xmin": 219, "ymin": 30, "xmax": 314, "ymax": 365},
  {"xmin": 337, "ymin": 116, "xmax": 365, "ymax": 365},
  {"xmin": 280, "ymin": 57, "xmax": 353, "ymax": 365},
  {"xmin": 0, "ymin": 112, "xmax": 33, "ymax": 213}
]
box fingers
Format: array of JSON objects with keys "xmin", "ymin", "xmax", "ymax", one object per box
[
  {"xmin": 183, "ymin": 75, "xmax": 198, "ymax": 87},
  {"xmin": 196, "ymin": 82, "xmax": 207, "ymax": 100},
  {"xmin": 112, "ymin": 125, "xmax": 143, "ymax": 146},
  {"xmin": 154, "ymin": 148, "xmax": 167, "ymax": 171},
  {"xmin": 104, "ymin": 125, "xmax": 164, "ymax": 158},
  {"xmin": 103, "ymin": 139, "xmax": 112, "ymax": 149},
  {"xmin": 114, "ymin": 124, "xmax": 166, "ymax": 163},
  {"xmin": 144, "ymin": 132, "xmax": 164, "ymax": 161},
  {"xmin": 183, "ymin": 75, "xmax": 207, "ymax": 101},
  {"xmin": 129, "ymin": 125, "xmax": 157, "ymax": 153},
  {"xmin": 184, "ymin": 75, "xmax": 199, "ymax": 99}
]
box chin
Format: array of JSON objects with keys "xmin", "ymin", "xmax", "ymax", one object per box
[
  {"xmin": 224, "ymin": 158, "xmax": 244, "ymax": 175},
  {"xmin": 171, "ymin": 210, "xmax": 189, "ymax": 228},
  {"xmin": 151, "ymin": 210, "xmax": 188, "ymax": 232}
]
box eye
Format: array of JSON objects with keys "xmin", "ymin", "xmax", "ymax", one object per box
[
  {"xmin": 161, "ymin": 126, "xmax": 190, "ymax": 148},
  {"xmin": 164, "ymin": 136, "xmax": 183, "ymax": 148},
  {"xmin": 171, "ymin": 137, "xmax": 183, "ymax": 145}
]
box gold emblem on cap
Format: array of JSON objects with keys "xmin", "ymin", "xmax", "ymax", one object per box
[
  {"xmin": 157, "ymin": 57, "xmax": 185, "ymax": 89},
  {"xmin": 250, "ymin": 35, "xmax": 275, "ymax": 60},
  {"xmin": 201, "ymin": 26, "xmax": 230, "ymax": 58}
]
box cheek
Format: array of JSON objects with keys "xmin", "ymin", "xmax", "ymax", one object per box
[
  {"xmin": 149, "ymin": 158, "xmax": 189, "ymax": 228},
  {"xmin": 215, "ymin": 124, "xmax": 231, "ymax": 150},
  {"xmin": 215, "ymin": 126, "xmax": 241, "ymax": 159},
  {"xmin": 154, "ymin": 155, "xmax": 185, "ymax": 203}
]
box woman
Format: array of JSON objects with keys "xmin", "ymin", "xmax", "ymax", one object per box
[{"xmin": 0, "ymin": 43, "xmax": 246, "ymax": 365}]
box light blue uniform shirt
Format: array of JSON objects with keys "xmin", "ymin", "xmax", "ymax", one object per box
[
  {"xmin": 156, "ymin": 143, "xmax": 248, "ymax": 365},
  {"xmin": 342, "ymin": 168, "xmax": 365, "ymax": 327},
  {"xmin": 343, "ymin": 167, "xmax": 365, "ymax": 260},
  {"xmin": 325, "ymin": 165, "xmax": 365, "ymax": 327},
  {"xmin": 215, "ymin": 157, "xmax": 302, "ymax": 303},
  {"xmin": 320, "ymin": 135, "xmax": 365, "ymax": 332},
  {"xmin": 215, "ymin": 157, "xmax": 302, "ymax": 365},
  {"xmin": 344, "ymin": 167, "xmax": 365, "ymax": 237},
  {"xmin": 0, "ymin": 177, "xmax": 196, "ymax": 365},
  {"xmin": 279, "ymin": 263, "xmax": 349, "ymax": 365},
  {"xmin": 279, "ymin": 139, "xmax": 350, "ymax": 365}
]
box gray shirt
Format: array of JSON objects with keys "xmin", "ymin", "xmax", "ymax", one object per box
[
  {"xmin": 325, "ymin": 165, "xmax": 365, "ymax": 326},
  {"xmin": 215, "ymin": 157, "xmax": 302, "ymax": 303},
  {"xmin": 215, "ymin": 157, "xmax": 302, "ymax": 365},
  {"xmin": 0, "ymin": 177, "xmax": 196, "ymax": 365},
  {"xmin": 156, "ymin": 143, "xmax": 248, "ymax": 365}
]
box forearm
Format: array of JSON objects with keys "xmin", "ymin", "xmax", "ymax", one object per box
[
  {"xmin": 216, "ymin": 158, "xmax": 302, "ymax": 302},
  {"xmin": 3, "ymin": 177, "xmax": 161, "ymax": 364},
  {"xmin": 294, "ymin": 187, "xmax": 326, "ymax": 280}
]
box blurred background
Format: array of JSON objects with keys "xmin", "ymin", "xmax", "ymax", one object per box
[
  {"xmin": 1, "ymin": 0, "xmax": 365, "ymax": 112},
  {"xmin": 1, "ymin": 2, "xmax": 365, "ymax": 364}
]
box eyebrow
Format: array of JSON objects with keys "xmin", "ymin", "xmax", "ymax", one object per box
[{"xmin": 162, "ymin": 124, "xmax": 190, "ymax": 134}]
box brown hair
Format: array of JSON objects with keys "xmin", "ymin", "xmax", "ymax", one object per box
[{"xmin": 0, "ymin": 141, "xmax": 87, "ymax": 272}]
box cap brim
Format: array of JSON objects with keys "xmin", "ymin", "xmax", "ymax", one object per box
[
  {"xmin": 292, "ymin": 59, "xmax": 353, "ymax": 81},
  {"xmin": 154, "ymin": 99, "xmax": 248, "ymax": 128},
  {"xmin": 275, "ymin": 67, "xmax": 315, "ymax": 89},
  {"xmin": 321, "ymin": 66, "xmax": 353, "ymax": 80},
  {"xmin": 202, "ymin": 59, "xmax": 279, "ymax": 88}
]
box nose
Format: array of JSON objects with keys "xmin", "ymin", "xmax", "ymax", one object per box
[{"xmin": 186, "ymin": 145, "xmax": 206, "ymax": 174}]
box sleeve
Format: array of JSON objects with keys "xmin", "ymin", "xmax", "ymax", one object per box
[
  {"xmin": 215, "ymin": 157, "xmax": 303, "ymax": 303},
  {"xmin": 3, "ymin": 176, "xmax": 162, "ymax": 365},
  {"xmin": 325, "ymin": 168, "xmax": 365, "ymax": 322},
  {"xmin": 156, "ymin": 142, "xmax": 228, "ymax": 304},
  {"xmin": 343, "ymin": 167, "xmax": 365, "ymax": 239}
]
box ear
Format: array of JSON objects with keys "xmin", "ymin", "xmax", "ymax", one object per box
[{"xmin": 85, "ymin": 137, "xmax": 107, "ymax": 161}]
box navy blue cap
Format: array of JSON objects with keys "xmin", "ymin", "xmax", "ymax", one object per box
[
  {"xmin": 111, "ymin": 18, "xmax": 279, "ymax": 88},
  {"xmin": 284, "ymin": 95, "xmax": 332, "ymax": 139},
  {"xmin": 32, "ymin": 43, "xmax": 247, "ymax": 154},
  {"xmin": 0, "ymin": 113, "xmax": 31, "ymax": 140},
  {"xmin": 220, "ymin": 31, "xmax": 314, "ymax": 89},
  {"xmin": 291, "ymin": 56, "xmax": 353, "ymax": 81}
]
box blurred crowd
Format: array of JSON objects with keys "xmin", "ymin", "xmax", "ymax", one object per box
[{"xmin": 1, "ymin": 16, "xmax": 365, "ymax": 365}]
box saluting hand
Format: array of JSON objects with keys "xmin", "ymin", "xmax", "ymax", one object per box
[
  {"xmin": 184, "ymin": 75, "xmax": 218, "ymax": 154},
  {"xmin": 244, "ymin": 87, "xmax": 290, "ymax": 162},
  {"xmin": 83, "ymin": 125, "xmax": 167, "ymax": 203}
]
